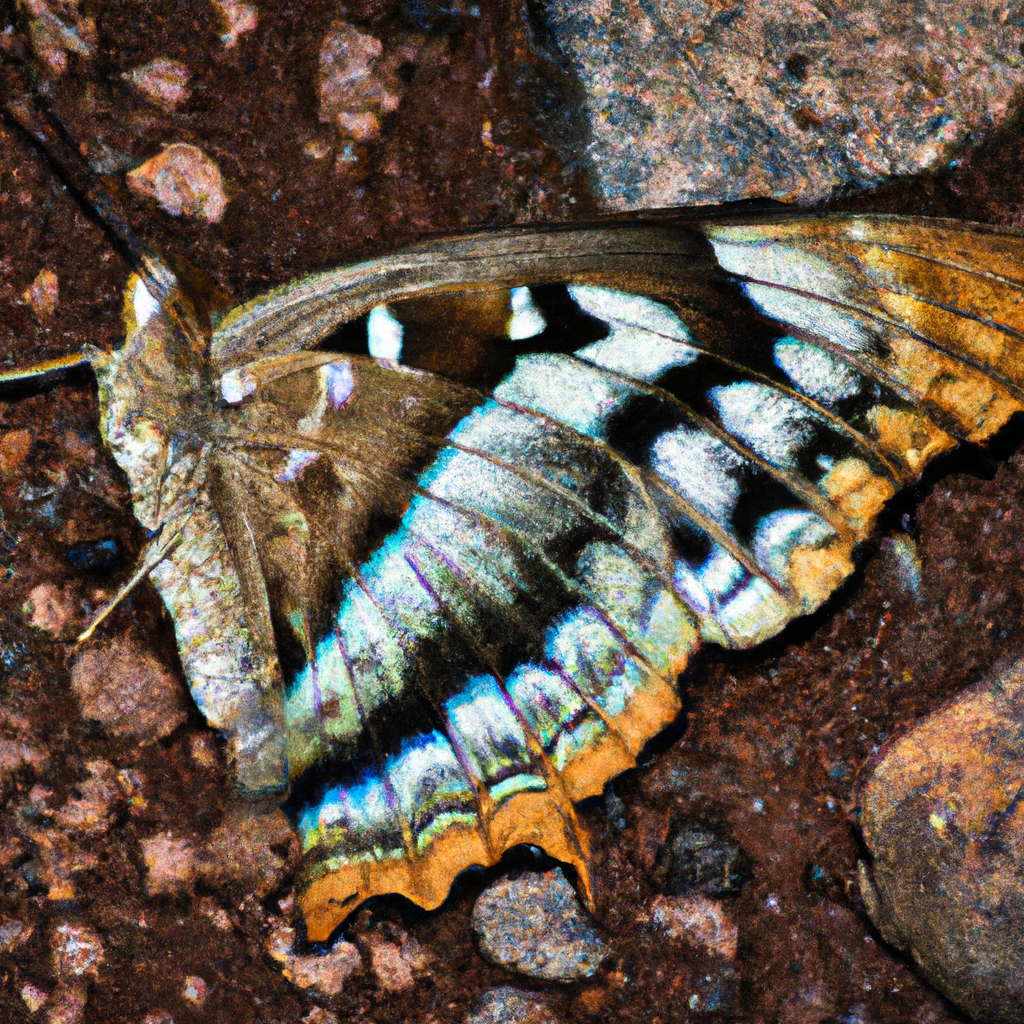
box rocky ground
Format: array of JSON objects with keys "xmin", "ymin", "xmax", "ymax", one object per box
[{"xmin": 2, "ymin": 1, "xmax": 1024, "ymax": 1022}]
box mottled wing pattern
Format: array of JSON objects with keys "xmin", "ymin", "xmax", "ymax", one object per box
[{"xmin": 202, "ymin": 216, "xmax": 1024, "ymax": 940}]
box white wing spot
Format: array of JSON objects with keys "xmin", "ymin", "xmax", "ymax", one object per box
[
  {"xmin": 133, "ymin": 278, "xmax": 160, "ymax": 328},
  {"xmin": 367, "ymin": 304, "xmax": 404, "ymax": 360},
  {"xmin": 508, "ymin": 286, "xmax": 547, "ymax": 340}
]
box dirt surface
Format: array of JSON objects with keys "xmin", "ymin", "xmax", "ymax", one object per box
[{"xmin": 2, "ymin": 1, "xmax": 1024, "ymax": 1022}]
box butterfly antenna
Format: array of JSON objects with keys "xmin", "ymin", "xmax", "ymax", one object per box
[
  {"xmin": 77, "ymin": 524, "xmax": 185, "ymax": 644},
  {"xmin": 2, "ymin": 69, "xmax": 178, "ymax": 303}
]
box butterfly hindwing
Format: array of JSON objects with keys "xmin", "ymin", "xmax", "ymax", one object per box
[{"xmin": 99, "ymin": 215, "xmax": 1024, "ymax": 938}]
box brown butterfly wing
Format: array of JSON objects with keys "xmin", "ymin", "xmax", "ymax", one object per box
[{"xmin": 142, "ymin": 215, "xmax": 1024, "ymax": 939}]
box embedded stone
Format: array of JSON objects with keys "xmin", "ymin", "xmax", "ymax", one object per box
[
  {"xmin": 287, "ymin": 941, "xmax": 361, "ymax": 996},
  {"xmin": 141, "ymin": 835, "xmax": 198, "ymax": 896},
  {"xmin": 52, "ymin": 760, "xmax": 121, "ymax": 834},
  {"xmin": 463, "ymin": 986, "xmax": 556, "ymax": 1024},
  {"xmin": 543, "ymin": 0, "xmax": 1024, "ymax": 208},
  {"xmin": 212, "ymin": 0, "xmax": 257, "ymax": 48},
  {"xmin": 127, "ymin": 145, "xmax": 227, "ymax": 223},
  {"xmin": 365, "ymin": 928, "xmax": 430, "ymax": 992},
  {"xmin": 23, "ymin": 269, "xmax": 58, "ymax": 319},
  {"xmin": 648, "ymin": 894, "xmax": 739, "ymax": 960},
  {"xmin": 651, "ymin": 822, "xmax": 752, "ymax": 896},
  {"xmin": 0, "ymin": 429, "xmax": 33, "ymax": 473},
  {"xmin": 181, "ymin": 975, "xmax": 206, "ymax": 1006},
  {"xmin": 859, "ymin": 657, "xmax": 1024, "ymax": 1023},
  {"xmin": 126, "ymin": 60, "xmax": 192, "ymax": 108},
  {"xmin": 70, "ymin": 641, "xmax": 188, "ymax": 743},
  {"xmin": 472, "ymin": 869, "xmax": 607, "ymax": 981},
  {"xmin": 51, "ymin": 923, "xmax": 104, "ymax": 980},
  {"xmin": 200, "ymin": 803, "xmax": 300, "ymax": 899}
]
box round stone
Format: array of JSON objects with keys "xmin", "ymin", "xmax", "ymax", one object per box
[
  {"xmin": 472, "ymin": 868, "xmax": 606, "ymax": 982},
  {"xmin": 859, "ymin": 657, "xmax": 1024, "ymax": 1024}
]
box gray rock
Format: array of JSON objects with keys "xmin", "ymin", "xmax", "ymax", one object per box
[
  {"xmin": 472, "ymin": 868, "xmax": 606, "ymax": 981},
  {"xmin": 859, "ymin": 657, "xmax": 1024, "ymax": 1023},
  {"xmin": 542, "ymin": 0, "xmax": 1024, "ymax": 208},
  {"xmin": 463, "ymin": 986, "xmax": 555, "ymax": 1024}
]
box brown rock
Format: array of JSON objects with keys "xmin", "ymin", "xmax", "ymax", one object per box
[
  {"xmin": 45, "ymin": 984, "xmax": 87, "ymax": 1024},
  {"xmin": 126, "ymin": 60, "xmax": 192, "ymax": 109},
  {"xmin": 200, "ymin": 803, "xmax": 299, "ymax": 899},
  {"xmin": 127, "ymin": 145, "xmax": 227, "ymax": 223},
  {"xmin": 23, "ymin": 269, "xmax": 58, "ymax": 319},
  {"xmin": 647, "ymin": 894, "xmax": 739, "ymax": 960},
  {"xmin": 51, "ymin": 923, "xmax": 104, "ymax": 981},
  {"xmin": 0, "ymin": 738, "xmax": 45, "ymax": 781},
  {"xmin": 52, "ymin": 760, "xmax": 121, "ymax": 834},
  {"xmin": 181, "ymin": 975, "xmax": 206, "ymax": 1007},
  {"xmin": 859, "ymin": 657, "xmax": 1024, "ymax": 1023},
  {"xmin": 141, "ymin": 835, "xmax": 198, "ymax": 896},
  {"xmin": 26, "ymin": 583, "xmax": 75, "ymax": 635},
  {"xmin": 0, "ymin": 429, "xmax": 33, "ymax": 473},
  {"xmin": 211, "ymin": 0, "xmax": 257, "ymax": 48},
  {"xmin": 70, "ymin": 641, "xmax": 188, "ymax": 742},
  {"xmin": 365, "ymin": 928, "xmax": 430, "ymax": 992},
  {"xmin": 21, "ymin": 983, "xmax": 49, "ymax": 1013},
  {"xmin": 287, "ymin": 940, "xmax": 361, "ymax": 996}
]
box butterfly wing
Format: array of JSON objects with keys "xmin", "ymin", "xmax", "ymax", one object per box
[{"xmin": 151, "ymin": 215, "xmax": 1024, "ymax": 938}]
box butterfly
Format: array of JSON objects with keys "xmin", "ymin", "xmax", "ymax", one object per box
[{"xmin": 6, "ymin": 93, "xmax": 1024, "ymax": 944}]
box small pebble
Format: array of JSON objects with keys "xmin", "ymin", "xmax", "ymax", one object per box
[
  {"xmin": 26, "ymin": 583, "xmax": 74, "ymax": 635},
  {"xmin": 287, "ymin": 940, "xmax": 361, "ymax": 997},
  {"xmin": 181, "ymin": 975, "xmax": 206, "ymax": 1007},
  {"xmin": 51, "ymin": 923, "xmax": 104, "ymax": 980},
  {"xmin": 127, "ymin": 145, "xmax": 227, "ymax": 224},
  {"xmin": 366, "ymin": 928, "xmax": 429, "ymax": 992},
  {"xmin": 472, "ymin": 868, "xmax": 606, "ymax": 981},
  {"xmin": 23, "ymin": 268, "xmax": 58, "ymax": 319},
  {"xmin": 200, "ymin": 803, "xmax": 299, "ymax": 898},
  {"xmin": 70, "ymin": 640, "xmax": 188, "ymax": 742},
  {"xmin": 21, "ymin": 982, "xmax": 49, "ymax": 1013},
  {"xmin": 648, "ymin": 894, "xmax": 739, "ymax": 960},
  {"xmin": 46, "ymin": 984, "xmax": 86, "ymax": 1024},
  {"xmin": 318, "ymin": 22, "xmax": 408, "ymax": 148},
  {"xmin": 0, "ymin": 429, "xmax": 33, "ymax": 474},
  {"xmin": 140, "ymin": 1013, "xmax": 174, "ymax": 1024},
  {"xmin": 0, "ymin": 916, "xmax": 33, "ymax": 952},
  {"xmin": 141, "ymin": 835, "xmax": 198, "ymax": 896},
  {"xmin": 302, "ymin": 1009, "xmax": 340, "ymax": 1024},
  {"xmin": 0, "ymin": 738, "xmax": 45, "ymax": 781},
  {"xmin": 52, "ymin": 760, "xmax": 121, "ymax": 834},
  {"xmin": 126, "ymin": 59, "xmax": 192, "ymax": 108},
  {"xmin": 212, "ymin": 0, "xmax": 257, "ymax": 47},
  {"xmin": 463, "ymin": 986, "xmax": 556, "ymax": 1024}
]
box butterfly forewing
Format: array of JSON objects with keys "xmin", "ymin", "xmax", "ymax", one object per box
[{"xmin": 99, "ymin": 215, "xmax": 1024, "ymax": 940}]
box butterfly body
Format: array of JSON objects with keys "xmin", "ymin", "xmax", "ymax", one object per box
[{"xmin": 68, "ymin": 211, "xmax": 1024, "ymax": 941}]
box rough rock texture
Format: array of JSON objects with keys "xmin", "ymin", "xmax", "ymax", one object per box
[
  {"xmin": 472, "ymin": 869, "xmax": 607, "ymax": 981},
  {"xmin": 463, "ymin": 986, "xmax": 557, "ymax": 1024},
  {"xmin": 127, "ymin": 144, "xmax": 228, "ymax": 223},
  {"xmin": 651, "ymin": 822, "xmax": 752, "ymax": 896},
  {"xmin": 70, "ymin": 640, "xmax": 189, "ymax": 742},
  {"xmin": 859, "ymin": 659, "xmax": 1024, "ymax": 1023},
  {"xmin": 141, "ymin": 802, "xmax": 298, "ymax": 898},
  {"xmin": 543, "ymin": 0, "xmax": 1024, "ymax": 208}
]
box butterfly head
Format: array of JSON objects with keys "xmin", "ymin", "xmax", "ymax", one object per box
[{"xmin": 92, "ymin": 274, "xmax": 215, "ymax": 532}]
